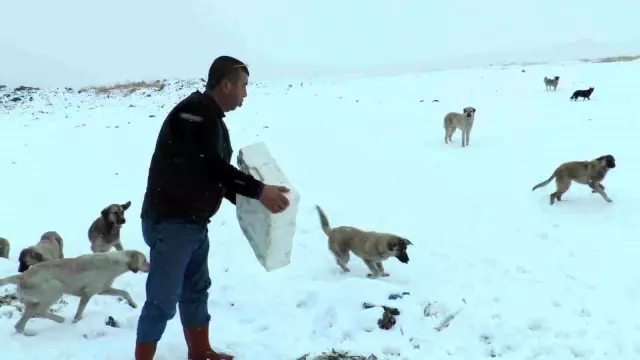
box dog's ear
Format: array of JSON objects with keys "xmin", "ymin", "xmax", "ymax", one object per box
[
  {"xmin": 32, "ymin": 251, "xmax": 45, "ymax": 262},
  {"xmin": 387, "ymin": 241, "xmax": 395, "ymax": 251},
  {"xmin": 101, "ymin": 207, "xmax": 110, "ymax": 219},
  {"xmin": 396, "ymin": 236, "xmax": 413, "ymax": 246},
  {"xmin": 122, "ymin": 201, "xmax": 131, "ymax": 211}
]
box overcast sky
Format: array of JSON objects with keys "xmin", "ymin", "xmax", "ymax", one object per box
[{"xmin": 2, "ymin": 0, "xmax": 639, "ymax": 87}]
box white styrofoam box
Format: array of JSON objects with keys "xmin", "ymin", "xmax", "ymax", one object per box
[{"xmin": 235, "ymin": 142, "xmax": 300, "ymax": 272}]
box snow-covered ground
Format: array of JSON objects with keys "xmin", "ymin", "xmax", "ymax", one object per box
[{"xmin": 1, "ymin": 58, "xmax": 640, "ymax": 360}]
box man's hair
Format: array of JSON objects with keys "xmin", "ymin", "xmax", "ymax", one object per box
[{"xmin": 205, "ymin": 56, "xmax": 249, "ymax": 91}]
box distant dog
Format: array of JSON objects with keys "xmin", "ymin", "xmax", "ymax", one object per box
[
  {"xmin": 444, "ymin": 107, "xmax": 476, "ymax": 147},
  {"xmin": 570, "ymin": 87, "xmax": 594, "ymax": 101},
  {"xmin": 315, "ymin": 205, "xmax": 412, "ymax": 278},
  {"xmin": 18, "ymin": 231, "xmax": 64, "ymax": 273},
  {"xmin": 544, "ymin": 76, "xmax": 560, "ymax": 91},
  {"xmin": 0, "ymin": 249, "xmax": 149, "ymax": 335},
  {"xmin": 531, "ymin": 154, "xmax": 616, "ymax": 205},
  {"xmin": 88, "ymin": 201, "xmax": 131, "ymax": 253},
  {"xmin": 0, "ymin": 237, "xmax": 9, "ymax": 259}
]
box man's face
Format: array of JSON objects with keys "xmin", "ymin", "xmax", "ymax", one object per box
[{"xmin": 222, "ymin": 70, "xmax": 248, "ymax": 112}]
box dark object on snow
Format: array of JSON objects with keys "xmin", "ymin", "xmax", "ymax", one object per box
[
  {"xmin": 14, "ymin": 86, "xmax": 39, "ymax": 91},
  {"xmin": 377, "ymin": 309, "xmax": 396, "ymax": 330},
  {"xmin": 388, "ymin": 292, "xmax": 410, "ymax": 300},
  {"xmin": 296, "ymin": 349, "xmax": 378, "ymax": 360},
  {"xmin": 432, "ymin": 99, "xmax": 439, "ymax": 102},
  {"xmin": 362, "ymin": 302, "xmax": 400, "ymax": 316},
  {"xmin": 105, "ymin": 316, "xmax": 120, "ymax": 328},
  {"xmin": 0, "ymin": 293, "xmax": 18, "ymax": 306},
  {"xmin": 570, "ymin": 87, "xmax": 594, "ymax": 101}
]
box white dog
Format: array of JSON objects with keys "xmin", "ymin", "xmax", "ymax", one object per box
[{"xmin": 0, "ymin": 249, "xmax": 149, "ymax": 335}]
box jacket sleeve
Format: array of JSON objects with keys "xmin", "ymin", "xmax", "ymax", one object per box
[
  {"xmin": 223, "ymin": 188, "xmax": 237, "ymax": 205},
  {"xmin": 172, "ymin": 105, "xmax": 264, "ymax": 200}
]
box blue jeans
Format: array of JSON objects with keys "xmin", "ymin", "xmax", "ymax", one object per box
[{"xmin": 136, "ymin": 219, "xmax": 212, "ymax": 343}]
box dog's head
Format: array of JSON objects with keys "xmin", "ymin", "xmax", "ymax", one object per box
[
  {"xmin": 101, "ymin": 201, "xmax": 132, "ymax": 226},
  {"xmin": 596, "ymin": 154, "xmax": 616, "ymax": 169},
  {"xmin": 588, "ymin": 87, "xmax": 595, "ymax": 92},
  {"xmin": 17, "ymin": 248, "xmax": 45, "ymax": 273},
  {"xmin": 554, "ymin": 76, "xmax": 560, "ymax": 81},
  {"xmin": 387, "ymin": 236, "xmax": 413, "ymax": 264},
  {"xmin": 463, "ymin": 107, "xmax": 476, "ymax": 118},
  {"xmin": 127, "ymin": 250, "xmax": 150, "ymax": 273}
]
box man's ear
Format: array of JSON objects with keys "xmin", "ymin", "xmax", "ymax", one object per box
[{"xmin": 221, "ymin": 79, "xmax": 233, "ymax": 93}]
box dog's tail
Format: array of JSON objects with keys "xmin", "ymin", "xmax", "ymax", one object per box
[
  {"xmin": 315, "ymin": 205, "xmax": 333, "ymax": 236},
  {"xmin": 532, "ymin": 171, "xmax": 557, "ymax": 191},
  {"xmin": 0, "ymin": 274, "xmax": 23, "ymax": 288},
  {"xmin": 443, "ymin": 115, "xmax": 452, "ymax": 129}
]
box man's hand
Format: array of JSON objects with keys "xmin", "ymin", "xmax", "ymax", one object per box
[{"xmin": 259, "ymin": 185, "xmax": 291, "ymax": 213}]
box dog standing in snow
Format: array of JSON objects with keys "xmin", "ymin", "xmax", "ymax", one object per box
[
  {"xmin": 0, "ymin": 249, "xmax": 149, "ymax": 335},
  {"xmin": 544, "ymin": 76, "xmax": 560, "ymax": 91},
  {"xmin": 315, "ymin": 205, "xmax": 412, "ymax": 278},
  {"xmin": 0, "ymin": 237, "xmax": 9, "ymax": 259},
  {"xmin": 531, "ymin": 154, "xmax": 616, "ymax": 205},
  {"xmin": 17, "ymin": 231, "xmax": 64, "ymax": 272},
  {"xmin": 88, "ymin": 201, "xmax": 131, "ymax": 253},
  {"xmin": 444, "ymin": 107, "xmax": 476, "ymax": 147},
  {"xmin": 570, "ymin": 87, "xmax": 595, "ymax": 101}
]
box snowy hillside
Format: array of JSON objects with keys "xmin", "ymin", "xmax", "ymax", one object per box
[
  {"xmin": 2, "ymin": 57, "xmax": 640, "ymax": 359},
  {"xmin": 3, "ymin": 0, "xmax": 640, "ymax": 87}
]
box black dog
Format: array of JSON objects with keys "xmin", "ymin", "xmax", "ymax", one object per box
[{"xmin": 570, "ymin": 87, "xmax": 594, "ymax": 101}]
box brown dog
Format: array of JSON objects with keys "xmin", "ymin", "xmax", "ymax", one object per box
[
  {"xmin": 18, "ymin": 231, "xmax": 64, "ymax": 273},
  {"xmin": 0, "ymin": 237, "xmax": 9, "ymax": 259},
  {"xmin": 532, "ymin": 154, "xmax": 616, "ymax": 205},
  {"xmin": 444, "ymin": 107, "xmax": 476, "ymax": 147},
  {"xmin": 315, "ymin": 205, "xmax": 412, "ymax": 278},
  {"xmin": 0, "ymin": 249, "xmax": 149, "ymax": 335},
  {"xmin": 544, "ymin": 76, "xmax": 560, "ymax": 91},
  {"xmin": 88, "ymin": 201, "xmax": 131, "ymax": 253}
]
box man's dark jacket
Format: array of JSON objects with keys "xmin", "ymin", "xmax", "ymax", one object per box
[{"xmin": 141, "ymin": 90, "xmax": 264, "ymax": 223}]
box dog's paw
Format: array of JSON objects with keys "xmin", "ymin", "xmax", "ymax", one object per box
[
  {"xmin": 51, "ymin": 314, "xmax": 65, "ymax": 323},
  {"xmin": 381, "ymin": 272, "xmax": 390, "ymax": 277},
  {"xmin": 606, "ymin": 199, "xmax": 613, "ymax": 203},
  {"xmin": 128, "ymin": 301, "xmax": 138, "ymax": 309},
  {"xmin": 72, "ymin": 316, "xmax": 83, "ymax": 323}
]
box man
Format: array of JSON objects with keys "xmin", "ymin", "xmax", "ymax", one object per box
[{"xmin": 135, "ymin": 56, "xmax": 291, "ymax": 360}]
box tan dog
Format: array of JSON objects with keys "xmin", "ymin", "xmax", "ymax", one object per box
[
  {"xmin": 315, "ymin": 205, "xmax": 412, "ymax": 278},
  {"xmin": 532, "ymin": 154, "xmax": 616, "ymax": 205},
  {"xmin": 0, "ymin": 237, "xmax": 9, "ymax": 259},
  {"xmin": 444, "ymin": 106, "xmax": 476, "ymax": 147},
  {"xmin": 544, "ymin": 76, "xmax": 560, "ymax": 91},
  {"xmin": 88, "ymin": 201, "xmax": 131, "ymax": 253},
  {"xmin": 18, "ymin": 231, "xmax": 64, "ymax": 273},
  {"xmin": 0, "ymin": 249, "xmax": 150, "ymax": 335}
]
